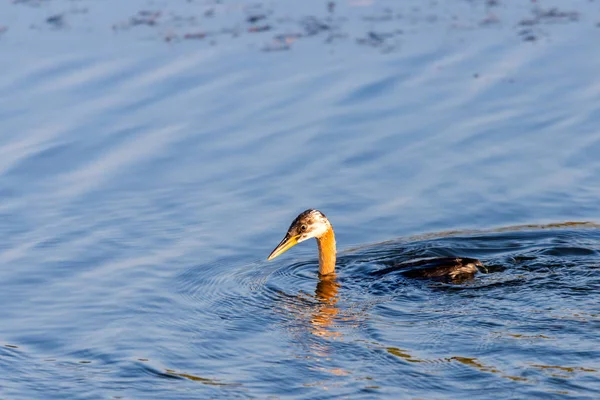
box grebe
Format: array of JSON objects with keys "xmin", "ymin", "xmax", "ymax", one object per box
[{"xmin": 267, "ymin": 209, "xmax": 483, "ymax": 279}]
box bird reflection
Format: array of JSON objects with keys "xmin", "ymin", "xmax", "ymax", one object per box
[{"xmin": 309, "ymin": 275, "xmax": 341, "ymax": 338}]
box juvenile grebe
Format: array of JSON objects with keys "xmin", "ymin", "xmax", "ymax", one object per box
[{"xmin": 267, "ymin": 209, "xmax": 483, "ymax": 279}]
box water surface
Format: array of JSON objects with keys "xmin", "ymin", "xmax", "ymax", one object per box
[{"xmin": 1, "ymin": 0, "xmax": 599, "ymax": 398}]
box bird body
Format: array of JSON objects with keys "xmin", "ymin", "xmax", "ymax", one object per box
[{"xmin": 268, "ymin": 209, "xmax": 482, "ymax": 280}]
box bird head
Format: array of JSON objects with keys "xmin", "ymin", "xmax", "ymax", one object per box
[{"xmin": 267, "ymin": 209, "xmax": 331, "ymax": 260}]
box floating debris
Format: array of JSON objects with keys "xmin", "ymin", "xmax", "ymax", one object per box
[
  {"xmin": 356, "ymin": 30, "xmax": 397, "ymax": 48},
  {"xmin": 534, "ymin": 8, "xmax": 579, "ymax": 23},
  {"xmin": 262, "ymin": 34, "xmax": 300, "ymax": 51},
  {"xmin": 184, "ymin": 31, "xmax": 206, "ymax": 40},
  {"xmin": 248, "ymin": 25, "xmax": 271, "ymax": 33},
  {"xmin": 328, "ymin": 2, "xmax": 335, "ymax": 14},
  {"xmin": 480, "ymin": 13, "xmax": 500, "ymax": 26},
  {"xmin": 518, "ymin": 19, "xmax": 538, "ymax": 27},
  {"xmin": 518, "ymin": 6, "xmax": 579, "ymax": 28},
  {"xmin": 357, "ymin": 31, "xmax": 385, "ymax": 46},
  {"xmin": 46, "ymin": 14, "xmax": 65, "ymax": 28},
  {"xmin": 114, "ymin": 10, "xmax": 163, "ymax": 30},
  {"xmin": 164, "ymin": 31, "xmax": 177, "ymax": 42},
  {"xmin": 362, "ymin": 8, "xmax": 394, "ymax": 22},
  {"xmin": 6, "ymin": 1, "xmax": 598, "ymax": 50},
  {"xmin": 518, "ymin": 28, "xmax": 537, "ymax": 42},
  {"xmin": 299, "ymin": 16, "xmax": 330, "ymax": 36},
  {"xmin": 130, "ymin": 11, "xmax": 161, "ymax": 27},
  {"xmin": 247, "ymin": 14, "xmax": 268, "ymax": 24}
]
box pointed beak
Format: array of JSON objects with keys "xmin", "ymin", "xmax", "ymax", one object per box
[{"xmin": 267, "ymin": 234, "xmax": 299, "ymax": 261}]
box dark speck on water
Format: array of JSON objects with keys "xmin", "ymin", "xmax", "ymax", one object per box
[
  {"xmin": 46, "ymin": 14, "xmax": 65, "ymax": 28},
  {"xmin": 248, "ymin": 25, "xmax": 271, "ymax": 33},
  {"xmin": 1, "ymin": 0, "xmax": 600, "ymax": 399},
  {"xmin": 246, "ymin": 14, "xmax": 268, "ymax": 24}
]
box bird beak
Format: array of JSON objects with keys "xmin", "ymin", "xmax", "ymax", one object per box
[{"xmin": 267, "ymin": 234, "xmax": 299, "ymax": 261}]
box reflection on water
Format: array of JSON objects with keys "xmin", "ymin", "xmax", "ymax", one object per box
[
  {"xmin": 385, "ymin": 343, "xmax": 597, "ymax": 385},
  {"xmin": 164, "ymin": 369, "xmax": 234, "ymax": 386},
  {"xmin": 530, "ymin": 364, "xmax": 597, "ymax": 377},
  {"xmin": 311, "ymin": 276, "xmax": 341, "ymax": 338},
  {"xmin": 386, "ymin": 347, "xmax": 423, "ymax": 363}
]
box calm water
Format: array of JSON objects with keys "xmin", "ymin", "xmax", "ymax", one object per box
[{"xmin": 1, "ymin": 0, "xmax": 600, "ymax": 398}]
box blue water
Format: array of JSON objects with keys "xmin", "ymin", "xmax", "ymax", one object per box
[{"xmin": 1, "ymin": 0, "xmax": 599, "ymax": 398}]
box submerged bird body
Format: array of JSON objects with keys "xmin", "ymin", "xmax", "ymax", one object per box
[
  {"xmin": 373, "ymin": 257, "xmax": 482, "ymax": 280},
  {"xmin": 268, "ymin": 209, "xmax": 483, "ymax": 280}
]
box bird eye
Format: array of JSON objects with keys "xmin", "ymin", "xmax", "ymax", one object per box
[{"xmin": 300, "ymin": 224, "xmax": 307, "ymax": 232}]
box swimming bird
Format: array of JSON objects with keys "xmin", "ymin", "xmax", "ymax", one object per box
[{"xmin": 267, "ymin": 209, "xmax": 483, "ymax": 279}]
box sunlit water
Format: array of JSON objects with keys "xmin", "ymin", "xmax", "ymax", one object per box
[{"xmin": 1, "ymin": 0, "xmax": 600, "ymax": 398}]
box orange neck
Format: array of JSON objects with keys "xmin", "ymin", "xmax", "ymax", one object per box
[{"xmin": 316, "ymin": 226, "xmax": 336, "ymax": 276}]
